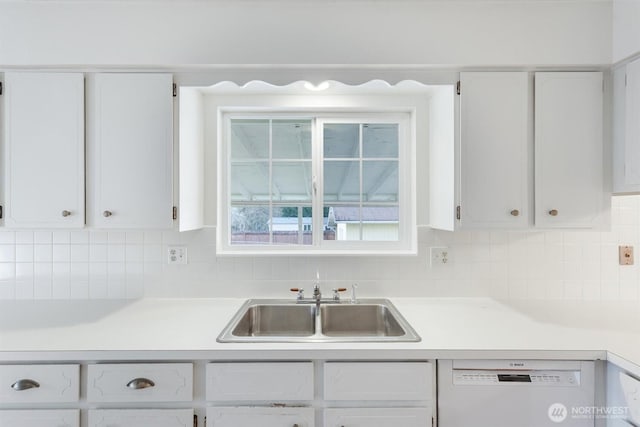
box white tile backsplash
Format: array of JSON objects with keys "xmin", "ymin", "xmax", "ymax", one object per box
[{"xmin": 0, "ymin": 196, "xmax": 640, "ymax": 301}]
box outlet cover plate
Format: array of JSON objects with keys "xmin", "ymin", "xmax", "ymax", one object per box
[
  {"xmin": 619, "ymin": 245, "xmax": 634, "ymax": 265},
  {"xmin": 168, "ymin": 246, "xmax": 188, "ymax": 265}
]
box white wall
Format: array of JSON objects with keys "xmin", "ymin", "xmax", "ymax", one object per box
[
  {"xmin": 613, "ymin": 0, "xmax": 640, "ymax": 62},
  {"xmin": 0, "ymin": 0, "xmax": 612, "ymax": 67}
]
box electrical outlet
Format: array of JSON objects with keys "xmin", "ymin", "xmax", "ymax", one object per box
[
  {"xmin": 168, "ymin": 246, "xmax": 188, "ymax": 265},
  {"xmin": 619, "ymin": 245, "xmax": 634, "ymax": 265},
  {"xmin": 430, "ymin": 247, "xmax": 450, "ymax": 267}
]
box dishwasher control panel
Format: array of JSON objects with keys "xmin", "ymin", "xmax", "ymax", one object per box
[{"xmin": 452, "ymin": 370, "xmax": 581, "ymax": 386}]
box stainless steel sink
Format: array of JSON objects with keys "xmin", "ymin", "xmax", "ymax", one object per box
[
  {"xmin": 231, "ymin": 304, "xmax": 316, "ymax": 337},
  {"xmin": 320, "ymin": 304, "xmax": 406, "ymax": 337},
  {"xmin": 217, "ymin": 299, "xmax": 420, "ymax": 343}
]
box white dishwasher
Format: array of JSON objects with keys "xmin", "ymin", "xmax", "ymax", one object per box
[{"xmin": 438, "ymin": 360, "xmax": 596, "ymax": 427}]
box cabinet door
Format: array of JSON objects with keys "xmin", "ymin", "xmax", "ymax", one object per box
[
  {"xmin": 459, "ymin": 72, "xmax": 530, "ymax": 228},
  {"xmin": 89, "ymin": 73, "xmax": 173, "ymax": 229},
  {"xmin": 535, "ymin": 72, "xmax": 605, "ymax": 228},
  {"xmin": 3, "ymin": 72, "xmax": 84, "ymax": 228},
  {"xmin": 0, "ymin": 409, "xmax": 79, "ymax": 427},
  {"xmin": 614, "ymin": 58, "xmax": 640, "ymax": 193},
  {"xmin": 207, "ymin": 407, "xmax": 315, "ymax": 427},
  {"xmin": 324, "ymin": 408, "xmax": 430, "ymax": 427},
  {"xmin": 88, "ymin": 409, "xmax": 193, "ymax": 427}
]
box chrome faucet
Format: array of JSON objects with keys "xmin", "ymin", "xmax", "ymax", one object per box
[{"xmin": 313, "ymin": 284, "xmax": 322, "ymax": 304}]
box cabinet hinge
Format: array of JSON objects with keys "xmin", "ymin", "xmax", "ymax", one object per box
[
  {"xmin": 0, "ymin": 81, "xmax": 3, "ymax": 95},
  {"xmin": 0, "ymin": 205, "xmax": 3, "ymax": 219},
  {"xmin": 456, "ymin": 205, "xmax": 461, "ymax": 220},
  {"xmin": 456, "ymin": 80, "xmax": 461, "ymax": 95},
  {"xmin": 173, "ymin": 83, "xmax": 177, "ymax": 97},
  {"xmin": 625, "ymin": 73, "xmax": 628, "ymax": 87},
  {"xmin": 172, "ymin": 206, "xmax": 177, "ymax": 220},
  {"xmin": 193, "ymin": 414, "xmax": 197, "ymax": 427},
  {"xmin": 204, "ymin": 416, "xmax": 206, "ymax": 427}
]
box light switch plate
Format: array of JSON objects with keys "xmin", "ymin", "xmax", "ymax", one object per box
[{"xmin": 619, "ymin": 245, "xmax": 634, "ymax": 265}]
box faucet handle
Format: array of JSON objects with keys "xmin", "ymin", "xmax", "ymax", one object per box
[
  {"xmin": 332, "ymin": 287, "xmax": 347, "ymax": 301},
  {"xmin": 290, "ymin": 288, "xmax": 304, "ymax": 301}
]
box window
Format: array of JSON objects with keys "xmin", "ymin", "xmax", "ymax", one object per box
[{"xmin": 219, "ymin": 111, "xmax": 415, "ymax": 254}]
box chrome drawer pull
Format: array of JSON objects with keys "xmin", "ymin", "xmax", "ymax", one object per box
[
  {"xmin": 126, "ymin": 377, "xmax": 155, "ymax": 390},
  {"xmin": 11, "ymin": 379, "xmax": 40, "ymax": 391}
]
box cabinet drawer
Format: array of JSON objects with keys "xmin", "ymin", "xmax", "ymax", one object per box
[
  {"xmin": 324, "ymin": 362, "xmax": 432, "ymax": 401},
  {"xmin": 324, "ymin": 408, "xmax": 431, "ymax": 427},
  {"xmin": 207, "ymin": 407, "xmax": 314, "ymax": 427},
  {"xmin": 0, "ymin": 364, "xmax": 79, "ymax": 403},
  {"xmin": 620, "ymin": 372, "xmax": 640, "ymax": 424},
  {"xmin": 206, "ymin": 362, "xmax": 314, "ymax": 401},
  {"xmin": 87, "ymin": 363, "xmax": 192, "ymax": 402},
  {"xmin": 0, "ymin": 409, "xmax": 79, "ymax": 427},
  {"xmin": 88, "ymin": 409, "xmax": 193, "ymax": 427}
]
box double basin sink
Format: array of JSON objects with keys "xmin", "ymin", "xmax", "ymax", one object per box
[{"xmin": 217, "ymin": 299, "xmax": 420, "ymax": 343}]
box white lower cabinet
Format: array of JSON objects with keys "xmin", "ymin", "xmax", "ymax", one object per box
[
  {"xmin": 207, "ymin": 407, "xmax": 315, "ymax": 427},
  {"xmin": 0, "ymin": 364, "xmax": 80, "ymax": 403},
  {"xmin": 324, "ymin": 408, "xmax": 431, "ymax": 427},
  {"xmin": 0, "ymin": 409, "xmax": 79, "ymax": 427},
  {"xmin": 88, "ymin": 409, "xmax": 193, "ymax": 427},
  {"xmin": 324, "ymin": 362, "xmax": 433, "ymax": 401},
  {"xmin": 87, "ymin": 363, "xmax": 193, "ymax": 403},
  {"xmin": 206, "ymin": 362, "xmax": 314, "ymax": 401}
]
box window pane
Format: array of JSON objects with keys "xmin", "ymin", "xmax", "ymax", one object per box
[
  {"xmin": 273, "ymin": 119, "xmax": 312, "ymax": 159},
  {"xmin": 363, "ymin": 160, "xmax": 399, "ymax": 202},
  {"xmin": 230, "ymin": 205, "xmax": 270, "ymax": 244},
  {"xmin": 363, "ymin": 123, "xmax": 398, "ymax": 158},
  {"xmin": 361, "ymin": 206, "xmax": 399, "ymax": 241},
  {"xmin": 230, "ymin": 162, "xmax": 270, "ymax": 201},
  {"xmin": 271, "ymin": 206, "xmax": 313, "ymax": 245},
  {"xmin": 324, "ymin": 161, "xmax": 360, "ymax": 202},
  {"xmin": 272, "ymin": 162, "xmax": 312, "ymax": 202},
  {"xmin": 324, "ymin": 205, "xmax": 399, "ymax": 241},
  {"xmin": 324, "ymin": 124, "xmax": 359, "ymax": 158},
  {"xmin": 231, "ymin": 119, "xmax": 269, "ymax": 159},
  {"xmin": 324, "ymin": 205, "xmax": 360, "ymax": 241}
]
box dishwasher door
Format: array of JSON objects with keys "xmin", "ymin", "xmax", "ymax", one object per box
[{"xmin": 438, "ymin": 360, "xmax": 596, "ymax": 427}]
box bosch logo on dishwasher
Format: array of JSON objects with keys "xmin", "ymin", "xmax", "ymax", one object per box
[{"xmin": 548, "ymin": 403, "xmax": 568, "ymax": 423}]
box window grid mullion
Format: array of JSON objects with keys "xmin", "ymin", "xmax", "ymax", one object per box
[
  {"xmin": 268, "ymin": 119, "xmax": 273, "ymax": 244},
  {"xmin": 359, "ymin": 123, "xmax": 364, "ymax": 241}
]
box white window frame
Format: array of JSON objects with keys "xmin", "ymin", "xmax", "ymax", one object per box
[{"xmin": 218, "ymin": 110, "xmax": 416, "ymax": 255}]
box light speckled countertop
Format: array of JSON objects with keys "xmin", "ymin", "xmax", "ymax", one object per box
[{"xmin": 0, "ymin": 298, "xmax": 638, "ymax": 372}]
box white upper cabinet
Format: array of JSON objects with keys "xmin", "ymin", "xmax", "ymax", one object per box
[
  {"xmin": 459, "ymin": 72, "xmax": 530, "ymax": 229},
  {"xmin": 534, "ymin": 72, "xmax": 605, "ymax": 228},
  {"xmin": 3, "ymin": 72, "xmax": 85, "ymax": 228},
  {"xmin": 614, "ymin": 58, "xmax": 640, "ymax": 194},
  {"xmin": 88, "ymin": 73, "xmax": 174, "ymax": 229}
]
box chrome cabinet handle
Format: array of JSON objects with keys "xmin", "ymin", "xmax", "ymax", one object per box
[
  {"xmin": 510, "ymin": 209, "xmax": 520, "ymax": 217},
  {"xmin": 548, "ymin": 209, "xmax": 558, "ymax": 216},
  {"xmin": 11, "ymin": 379, "xmax": 40, "ymax": 391},
  {"xmin": 62, "ymin": 210, "xmax": 71, "ymax": 217},
  {"xmin": 126, "ymin": 377, "xmax": 155, "ymax": 390},
  {"xmin": 103, "ymin": 210, "xmax": 113, "ymax": 218}
]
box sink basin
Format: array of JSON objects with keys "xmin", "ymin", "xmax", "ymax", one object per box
[
  {"xmin": 231, "ymin": 304, "xmax": 316, "ymax": 337},
  {"xmin": 217, "ymin": 299, "xmax": 420, "ymax": 343},
  {"xmin": 320, "ymin": 304, "xmax": 405, "ymax": 337}
]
